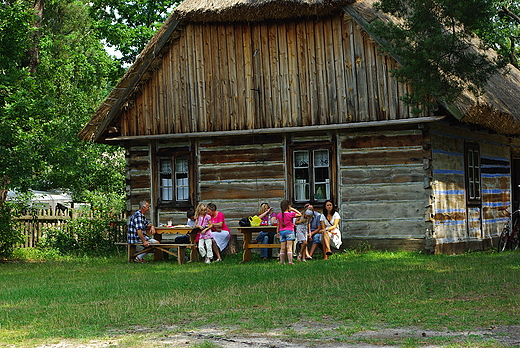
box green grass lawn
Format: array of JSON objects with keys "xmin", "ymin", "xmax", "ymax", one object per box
[{"xmin": 1, "ymin": 249, "xmax": 520, "ymax": 347}]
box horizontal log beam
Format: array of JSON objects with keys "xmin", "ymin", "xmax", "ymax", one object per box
[{"xmin": 105, "ymin": 116, "xmax": 445, "ymax": 142}]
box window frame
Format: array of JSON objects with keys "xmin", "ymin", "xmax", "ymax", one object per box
[
  {"xmin": 464, "ymin": 142, "xmax": 481, "ymax": 205},
  {"xmin": 156, "ymin": 150, "xmax": 195, "ymax": 207},
  {"xmin": 288, "ymin": 141, "xmax": 336, "ymax": 205}
]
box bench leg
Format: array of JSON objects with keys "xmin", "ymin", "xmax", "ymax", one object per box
[
  {"xmin": 177, "ymin": 246, "xmax": 186, "ymax": 265},
  {"xmin": 127, "ymin": 244, "xmax": 137, "ymax": 263},
  {"xmin": 154, "ymin": 246, "xmax": 163, "ymax": 261},
  {"xmin": 189, "ymin": 245, "xmax": 199, "ymax": 262}
]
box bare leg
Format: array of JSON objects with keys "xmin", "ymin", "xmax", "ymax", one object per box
[
  {"xmin": 287, "ymin": 240, "xmax": 294, "ymax": 264},
  {"xmin": 212, "ymin": 239, "xmax": 222, "ymax": 261},
  {"xmin": 279, "ymin": 241, "xmax": 287, "ymax": 264},
  {"xmin": 298, "ymin": 240, "xmax": 308, "ymax": 260},
  {"xmin": 309, "ymin": 242, "xmax": 318, "ymax": 258},
  {"xmin": 322, "ymin": 230, "xmax": 332, "ymax": 256}
]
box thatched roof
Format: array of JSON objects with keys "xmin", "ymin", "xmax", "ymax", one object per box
[
  {"xmin": 79, "ymin": 0, "xmax": 520, "ymax": 142},
  {"xmin": 173, "ymin": 0, "xmax": 354, "ymax": 22}
]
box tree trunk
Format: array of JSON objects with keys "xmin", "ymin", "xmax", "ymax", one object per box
[{"xmin": 24, "ymin": 0, "xmax": 44, "ymax": 74}]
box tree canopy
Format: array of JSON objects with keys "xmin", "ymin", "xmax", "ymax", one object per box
[
  {"xmin": 89, "ymin": 0, "xmax": 181, "ymax": 66},
  {"xmin": 0, "ymin": 0, "xmax": 122, "ymax": 201},
  {"xmin": 371, "ymin": 0, "xmax": 519, "ymax": 110},
  {"xmin": 0, "ymin": 0, "xmax": 519, "ymax": 202},
  {"xmin": 0, "ymin": 0, "xmax": 182, "ymax": 202}
]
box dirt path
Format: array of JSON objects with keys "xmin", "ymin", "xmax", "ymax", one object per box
[{"xmin": 36, "ymin": 324, "xmax": 520, "ymax": 347}]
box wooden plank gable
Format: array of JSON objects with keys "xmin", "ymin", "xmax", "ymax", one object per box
[{"xmin": 117, "ymin": 14, "xmax": 426, "ymax": 138}]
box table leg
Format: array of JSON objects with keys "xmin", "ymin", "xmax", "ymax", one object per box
[
  {"xmin": 189, "ymin": 229, "xmax": 199, "ymax": 262},
  {"xmin": 154, "ymin": 233, "xmax": 163, "ymax": 261},
  {"xmin": 241, "ymin": 231, "xmax": 253, "ymax": 263}
]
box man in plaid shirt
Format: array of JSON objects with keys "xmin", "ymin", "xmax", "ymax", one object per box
[{"xmin": 128, "ymin": 200, "xmax": 157, "ymax": 262}]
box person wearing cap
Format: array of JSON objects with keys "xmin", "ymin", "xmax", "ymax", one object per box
[{"xmin": 305, "ymin": 203, "xmax": 323, "ymax": 259}]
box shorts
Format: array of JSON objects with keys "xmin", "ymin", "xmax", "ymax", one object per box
[
  {"xmin": 312, "ymin": 233, "xmax": 322, "ymax": 244},
  {"xmin": 279, "ymin": 229, "xmax": 295, "ymax": 242}
]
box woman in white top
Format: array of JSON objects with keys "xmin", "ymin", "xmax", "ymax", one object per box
[{"xmin": 320, "ymin": 200, "xmax": 341, "ymax": 259}]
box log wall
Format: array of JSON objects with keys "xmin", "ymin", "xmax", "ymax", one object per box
[
  {"xmin": 197, "ymin": 134, "xmax": 286, "ymax": 226},
  {"xmin": 338, "ymin": 128, "xmax": 432, "ymax": 251},
  {"xmin": 118, "ymin": 14, "xmax": 427, "ymax": 137},
  {"xmin": 430, "ymin": 123, "xmax": 511, "ymax": 253},
  {"xmin": 123, "ymin": 123, "xmax": 514, "ymax": 254}
]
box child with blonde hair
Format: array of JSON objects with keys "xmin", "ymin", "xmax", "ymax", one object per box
[
  {"xmin": 194, "ymin": 203, "xmax": 213, "ymax": 264},
  {"xmin": 295, "ymin": 208, "xmax": 311, "ymax": 262},
  {"xmin": 275, "ymin": 199, "xmax": 301, "ymax": 265},
  {"xmin": 254, "ymin": 202, "xmax": 276, "ymax": 259}
]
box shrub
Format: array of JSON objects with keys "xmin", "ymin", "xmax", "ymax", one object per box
[
  {"xmin": 0, "ymin": 202, "xmax": 24, "ymax": 258},
  {"xmin": 38, "ymin": 226, "xmax": 78, "ymax": 255},
  {"xmin": 37, "ymin": 191, "xmax": 126, "ymax": 256}
]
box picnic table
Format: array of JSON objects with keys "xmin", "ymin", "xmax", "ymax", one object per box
[
  {"xmin": 237, "ymin": 226, "xmax": 279, "ymax": 263},
  {"xmin": 117, "ymin": 226, "xmax": 198, "ymax": 264},
  {"xmin": 154, "ymin": 226, "xmax": 198, "ymax": 262}
]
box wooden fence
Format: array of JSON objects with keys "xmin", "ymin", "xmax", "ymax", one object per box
[{"xmin": 14, "ymin": 209, "xmax": 126, "ymax": 248}]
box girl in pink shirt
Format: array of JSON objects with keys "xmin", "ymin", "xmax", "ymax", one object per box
[{"xmin": 275, "ymin": 199, "xmax": 301, "ymax": 265}]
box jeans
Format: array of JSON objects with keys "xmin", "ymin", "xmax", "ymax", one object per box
[{"xmin": 256, "ymin": 231, "xmax": 275, "ymax": 258}]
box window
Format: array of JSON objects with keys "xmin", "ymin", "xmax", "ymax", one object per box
[
  {"xmin": 465, "ymin": 143, "xmax": 481, "ymax": 203},
  {"xmin": 292, "ymin": 147, "xmax": 332, "ymax": 203},
  {"xmin": 158, "ymin": 155, "xmax": 190, "ymax": 202}
]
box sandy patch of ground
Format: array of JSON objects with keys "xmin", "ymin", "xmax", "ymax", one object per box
[{"xmin": 35, "ymin": 323, "xmax": 520, "ymax": 347}]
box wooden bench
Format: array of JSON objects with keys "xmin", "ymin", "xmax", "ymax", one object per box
[{"xmin": 115, "ymin": 242, "xmax": 197, "ymax": 264}]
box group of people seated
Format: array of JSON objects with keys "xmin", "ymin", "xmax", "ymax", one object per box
[
  {"xmin": 127, "ymin": 200, "xmax": 231, "ymax": 263},
  {"xmin": 127, "ymin": 199, "xmax": 341, "ymax": 263},
  {"xmin": 253, "ymin": 200, "xmax": 342, "ymax": 261},
  {"xmin": 185, "ymin": 202, "xmax": 230, "ymax": 263}
]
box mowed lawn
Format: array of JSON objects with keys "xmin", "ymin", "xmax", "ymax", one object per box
[{"xmin": 1, "ymin": 249, "xmax": 520, "ymax": 347}]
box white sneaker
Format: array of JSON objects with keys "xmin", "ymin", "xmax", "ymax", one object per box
[{"xmin": 205, "ymin": 257, "xmax": 211, "ymax": 264}]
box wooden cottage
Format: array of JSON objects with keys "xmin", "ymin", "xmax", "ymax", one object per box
[{"xmin": 80, "ymin": 0, "xmax": 520, "ymax": 254}]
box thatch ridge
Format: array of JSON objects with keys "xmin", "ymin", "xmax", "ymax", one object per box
[{"xmin": 173, "ymin": 0, "xmax": 354, "ymax": 22}]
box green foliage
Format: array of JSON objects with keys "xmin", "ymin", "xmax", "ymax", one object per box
[
  {"xmin": 38, "ymin": 226, "xmax": 78, "ymax": 254},
  {"xmin": 0, "ymin": 0, "xmax": 125, "ymax": 198},
  {"xmin": 11, "ymin": 246, "xmax": 64, "ymax": 260},
  {"xmin": 38, "ymin": 191, "xmax": 125, "ymax": 256},
  {"xmin": 371, "ymin": 0, "xmax": 509, "ymax": 109},
  {"xmin": 476, "ymin": 1, "xmax": 520, "ymax": 68},
  {"xmin": 89, "ymin": 0, "xmax": 183, "ymax": 66},
  {"xmin": 0, "ymin": 202, "xmax": 23, "ymax": 258}
]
